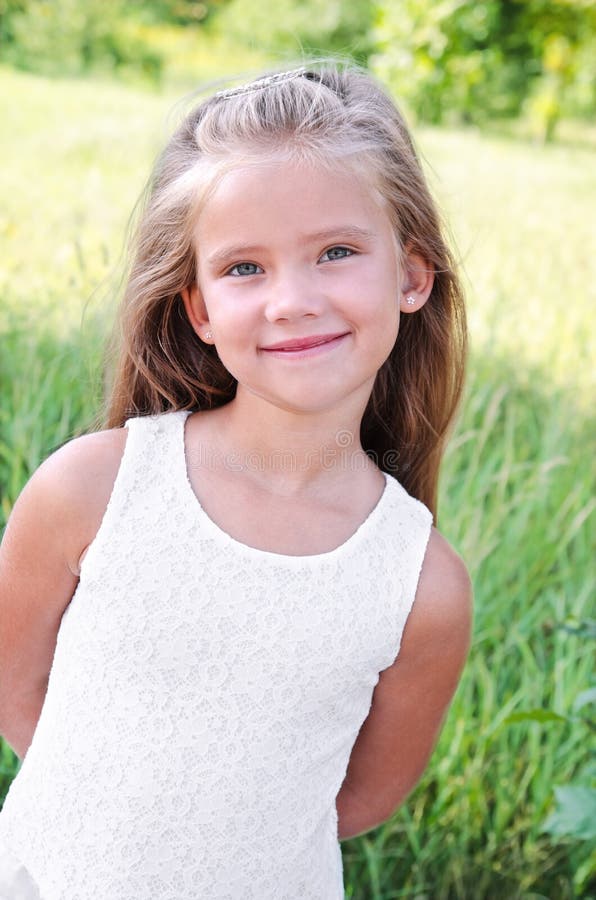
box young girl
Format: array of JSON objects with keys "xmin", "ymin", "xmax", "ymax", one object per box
[{"xmin": 0, "ymin": 64, "xmax": 472, "ymax": 899}]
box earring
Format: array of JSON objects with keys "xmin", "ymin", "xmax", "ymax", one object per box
[
  {"xmin": 204, "ymin": 330, "xmax": 213, "ymax": 340},
  {"xmin": 406, "ymin": 295, "xmax": 416, "ymax": 306}
]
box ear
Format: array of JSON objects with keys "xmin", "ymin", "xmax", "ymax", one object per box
[
  {"xmin": 399, "ymin": 249, "xmax": 434, "ymax": 314},
  {"xmin": 180, "ymin": 283, "xmax": 214, "ymax": 344}
]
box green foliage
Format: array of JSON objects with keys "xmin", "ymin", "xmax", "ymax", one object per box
[
  {"xmin": 544, "ymin": 786, "xmax": 596, "ymax": 842},
  {"xmin": 152, "ymin": 0, "xmax": 375, "ymax": 65},
  {"xmin": 0, "ymin": 738, "xmax": 19, "ymax": 811},
  {"xmin": 0, "ymin": 0, "xmax": 271, "ymax": 89},
  {"xmin": 0, "ymin": 318, "xmax": 105, "ymax": 525},
  {"xmin": 505, "ymin": 709, "xmax": 568, "ymax": 725},
  {"xmin": 342, "ymin": 359, "xmax": 595, "ymax": 897},
  {"xmin": 0, "ymin": 70, "xmax": 595, "ymax": 897},
  {"xmin": 2, "ymin": 0, "xmax": 596, "ymax": 136},
  {"xmin": 125, "ymin": 0, "xmax": 227, "ymax": 26},
  {"xmin": 0, "ymin": 0, "xmax": 26, "ymax": 48},
  {"xmin": 0, "ymin": 0, "xmax": 163, "ymax": 82},
  {"xmin": 370, "ymin": 0, "xmax": 596, "ymax": 138},
  {"xmin": 503, "ymin": 618, "xmax": 596, "ymax": 891}
]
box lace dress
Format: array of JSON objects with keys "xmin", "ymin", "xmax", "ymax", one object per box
[{"xmin": 0, "ymin": 410, "xmax": 432, "ymax": 899}]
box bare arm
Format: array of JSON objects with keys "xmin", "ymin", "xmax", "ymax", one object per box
[
  {"xmin": 336, "ymin": 527, "xmax": 473, "ymax": 840},
  {"xmin": 0, "ymin": 428, "xmax": 126, "ymax": 760}
]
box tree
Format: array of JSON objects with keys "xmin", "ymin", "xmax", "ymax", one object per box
[{"xmin": 369, "ymin": 0, "xmax": 596, "ymax": 138}]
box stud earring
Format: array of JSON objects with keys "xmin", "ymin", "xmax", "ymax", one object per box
[
  {"xmin": 406, "ymin": 295, "xmax": 416, "ymax": 306},
  {"xmin": 204, "ymin": 330, "xmax": 212, "ymax": 340}
]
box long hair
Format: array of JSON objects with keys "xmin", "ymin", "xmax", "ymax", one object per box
[{"xmin": 101, "ymin": 63, "xmax": 467, "ymax": 519}]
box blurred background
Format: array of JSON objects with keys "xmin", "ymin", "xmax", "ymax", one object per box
[{"xmin": 0, "ymin": 2, "xmax": 595, "ymax": 897}]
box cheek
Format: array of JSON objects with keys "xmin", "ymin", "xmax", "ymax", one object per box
[
  {"xmin": 367, "ymin": 277, "xmax": 401, "ymax": 350},
  {"xmin": 200, "ymin": 283, "xmax": 250, "ymax": 333},
  {"xmin": 354, "ymin": 272, "xmax": 400, "ymax": 329},
  {"xmin": 374, "ymin": 306, "xmax": 400, "ymax": 371}
]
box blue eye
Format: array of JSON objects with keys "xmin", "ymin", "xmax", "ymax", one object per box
[
  {"xmin": 227, "ymin": 262, "xmax": 262, "ymax": 277},
  {"xmin": 320, "ymin": 246, "xmax": 354, "ymax": 262}
]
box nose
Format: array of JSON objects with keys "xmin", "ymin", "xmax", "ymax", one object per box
[{"xmin": 263, "ymin": 266, "xmax": 324, "ymax": 323}]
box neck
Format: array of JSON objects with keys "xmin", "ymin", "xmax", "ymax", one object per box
[{"xmin": 203, "ymin": 389, "xmax": 377, "ymax": 496}]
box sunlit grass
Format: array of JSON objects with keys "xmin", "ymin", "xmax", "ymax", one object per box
[
  {"xmin": 0, "ymin": 67, "xmax": 594, "ymax": 898},
  {"xmin": 417, "ymin": 126, "xmax": 596, "ymax": 403}
]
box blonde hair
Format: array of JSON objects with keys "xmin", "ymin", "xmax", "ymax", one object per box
[{"xmin": 102, "ymin": 63, "xmax": 467, "ymax": 519}]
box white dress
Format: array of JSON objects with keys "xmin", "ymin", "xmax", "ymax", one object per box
[
  {"xmin": 0, "ymin": 410, "xmax": 432, "ymax": 900},
  {"xmin": 0, "ymin": 841, "xmax": 41, "ymax": 899}
]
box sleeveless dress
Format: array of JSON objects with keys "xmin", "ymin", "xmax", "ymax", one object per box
[{"xmin": 0, "ymin": 409, "xmax": 433, "ymax": 900}]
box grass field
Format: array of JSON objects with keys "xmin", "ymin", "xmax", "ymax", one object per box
[{"xmin": 0, "ymin": 65, "xmax": 594, "ymax": 898}]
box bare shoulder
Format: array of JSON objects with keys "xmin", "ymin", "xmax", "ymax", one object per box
[
  {"xmin": 38, "ymin": 425, "xmax": 127, "ymax": 491},
  {"xmin": 415, "ymin": 527, "xmax": 473, "ymax": 627},
  {"xmin": 0, "ymin": 426, "xmax": 129, "ymax": 712},
  {"xmin": 397, "ymin": 526, "xmax": 473, "ymax": 672},
  {"xmin": 368, "ymin": 526, "xmax": 472, "ymax": 758},
  {"xmin": 6, "ymin": 425, "xmax": 128, "ymax": 577},
  {"xmin": 336, "ymin": 527, "xmax": 473, "ymax": 826}
]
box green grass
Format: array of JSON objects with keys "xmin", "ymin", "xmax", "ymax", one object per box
[{"xmin": 1, "ymin": 67, "xmax": 594, "ymax": 898}]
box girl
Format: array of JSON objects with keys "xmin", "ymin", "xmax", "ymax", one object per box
[{"xmin": 0, "ymin": 64, "xmax": 472, "ymax": 899}]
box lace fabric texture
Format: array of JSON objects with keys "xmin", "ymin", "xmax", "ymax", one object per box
[
  {"xmin": 0, "ymin": 410, "xmax": 432, "ymax": 900},
  {"xmin": 0, "ymin": 841, "xmax": 41, "ymax": 900}
]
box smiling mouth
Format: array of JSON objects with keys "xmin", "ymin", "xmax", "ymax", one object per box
[{"xmin": 261, "ymin": 332, "xmax": 350, "ymax": 352}]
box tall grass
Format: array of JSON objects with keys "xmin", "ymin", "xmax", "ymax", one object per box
[
  {"xmin": 1, "ymin": 67, "xmax": 594, "ymax": 898},
  {"xmin": 341, "ymin": 357, "xmax": 594, "ymax": 899}
]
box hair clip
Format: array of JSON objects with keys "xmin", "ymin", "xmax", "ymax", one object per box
[{"xmin": 214, "ymin": 67, "xmax": 309, "ymax": 101}]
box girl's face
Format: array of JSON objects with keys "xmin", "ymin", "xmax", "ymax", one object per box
[{"xmin": 183, "ymin": 157, "xmax": 402, "ymax": 419}]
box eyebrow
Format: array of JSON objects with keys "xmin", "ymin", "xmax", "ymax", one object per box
[{"xmin": 204, "ymin": 226, "xmax": 376, "ymax": 269}]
